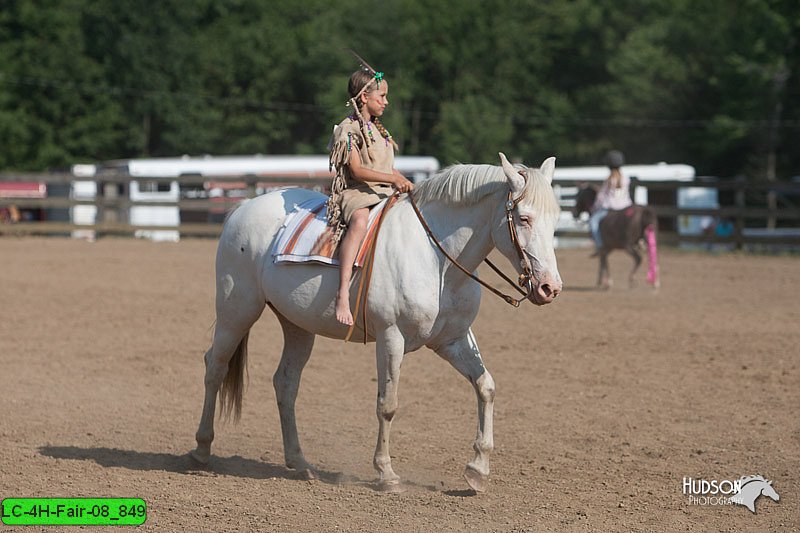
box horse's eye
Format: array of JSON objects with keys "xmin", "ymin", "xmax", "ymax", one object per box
[{"xmin": 519, "ymin": 216, "xmax": 531, "ymax": 226}]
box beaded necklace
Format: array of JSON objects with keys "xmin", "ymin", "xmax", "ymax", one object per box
[{"xmin": 348, "ymin": 114, "xmax": 391, "ymax": 147}]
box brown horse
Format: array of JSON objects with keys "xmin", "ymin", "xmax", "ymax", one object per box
[{"xmin": 573, "ymin": 185, "xmax": 660, "ymax": 289}]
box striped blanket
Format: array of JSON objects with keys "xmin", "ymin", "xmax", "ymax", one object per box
[{"xmin": 273, "ymin": 197, "xmax": 392, "ymax": 266}]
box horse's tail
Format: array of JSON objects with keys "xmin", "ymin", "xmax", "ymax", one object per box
[
  {"xmin": 219, "ymin": 332, "xmax": 249, "ymax": 422},
  {"xmin": 643, "ymin": 211, "xmax": 660, "ymax": 288}
]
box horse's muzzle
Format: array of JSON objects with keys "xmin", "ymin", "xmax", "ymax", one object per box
[{"xmin": 529, "ymin": 277, "xmax": 562, "ymax": 305}]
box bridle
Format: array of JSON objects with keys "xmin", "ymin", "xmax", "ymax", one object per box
[
  {"xmin": 346, "ymin": 187, "xmax": 537, "ymax": 344},
  {"xmin": 408, "ymin": 189, "xmax": 535, "ymax": 308}
]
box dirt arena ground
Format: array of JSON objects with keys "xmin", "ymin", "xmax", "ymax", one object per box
[{"xmin": 0, "ymin": 237, "xmax": 797, "ymax": 531}]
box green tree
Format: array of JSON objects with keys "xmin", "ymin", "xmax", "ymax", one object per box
[
  {"xmin": 1, "ymin": 0, "xmax": 799, "ymax": 177},
  {"xmin": 0, "ymin": 0, "xmax": 124, "ymax": 169}
]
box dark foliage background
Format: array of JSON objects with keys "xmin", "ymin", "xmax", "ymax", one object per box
[{"xmin": 1, "ymin": 0, "xmax": 798, "ymax": 178}]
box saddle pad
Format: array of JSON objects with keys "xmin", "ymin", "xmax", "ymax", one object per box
[{"xmin": 272, "ymin": 197, "xmax": 390, "ymax": 267}]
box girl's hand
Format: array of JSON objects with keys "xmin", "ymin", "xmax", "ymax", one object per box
[{"xmin": 392, "ymin": 170, "xmax": 414, "ymax": 193}]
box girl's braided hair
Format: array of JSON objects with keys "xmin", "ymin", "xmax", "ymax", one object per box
[{"xmin": 348, "ymin": 69, "xmax": 395, "ymax": 147}]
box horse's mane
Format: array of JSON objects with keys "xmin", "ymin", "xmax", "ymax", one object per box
[
  {"xmin": 739, "ymin": 475, "xmax": 768, "ymax": 485},
  {"xmin": 413, "ymin": 163, "xmax": 560, "ymax": 218},
  {"xmin": 413, "ymin": 164, "xmax": 506, "ymax": 206}
]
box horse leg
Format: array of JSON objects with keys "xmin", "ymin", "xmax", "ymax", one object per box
[
  {"xmin": 191, "ymin": 279, "xmax": 264, "ymax": 464},
  {"xmin": 271, "ymin": 307, "xmax": 316, "ymax": 479},
  {"xmin": 191, "ymin": 323, "xmax": 255, "ymax": 463},
  {"xmin": 597, "ymin": 251, "xmax": 611, "ymax": 290},
  {"xmin": 627, "ymin": 245, "xmax": 642, "ymax": 287},
  {"xmin": 432, "ymin": 329, "xmax": 494, "ymax": 493},
  {"xmin": 373, "ymin": 326, "xmax": 405, "ymax": 491}
]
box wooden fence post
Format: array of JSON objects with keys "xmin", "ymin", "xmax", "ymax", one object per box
[
  {"xmin": 734, "ymin": 178, "xmax": 746, "ymax": 250},
  {"xmin": 245, "ymin": 174, "xmax": 257, "ymax": 198}
]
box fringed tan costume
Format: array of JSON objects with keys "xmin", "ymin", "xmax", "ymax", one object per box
[
  {"xmin": 326, "ymin": 51, "xmax": 399, "ymax": 244},
  {"xmin": 326, "ymin": 115, "xmax": 397, "ymax": 244}
]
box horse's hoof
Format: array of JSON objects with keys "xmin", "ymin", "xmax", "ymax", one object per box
[
  {"xmin": 377, "ymin": 479, "xmax": 406, "ymax": 493},
  {"xmin": 286, "ymin": 457, "xmax": 318, "ymax": 479},
  {"xmin": 464, "ymin": 465, "xmax": 489, "ymax": 493},
  {"xmin": 298, "ymin": 468, "xmax": 317, "ymax": 481},
  {"xmin": 189, "ymin": 448, "xmax": 210, "ymax": 465}
]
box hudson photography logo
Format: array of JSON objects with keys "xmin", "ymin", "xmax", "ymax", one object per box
[{"xmin": 683, "ymin": 475, "xmax": 780, "ymax": 513}]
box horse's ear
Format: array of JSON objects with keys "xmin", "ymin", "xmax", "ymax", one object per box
[
  {"xmin": 540, "ymin": 157, "xmax": 556, "ymax": 184},
  {"xmin": 499, "ymin": 152, "xmax": 525, "ymax": 195}
]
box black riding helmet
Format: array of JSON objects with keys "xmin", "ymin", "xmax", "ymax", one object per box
[{"xmin": 604, "ymin": 150, "xmax": 625, "ymax": 169}]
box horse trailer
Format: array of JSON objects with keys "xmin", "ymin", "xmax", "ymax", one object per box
[{"xmin": 69, "ymin": 154, "xmax": 441, "ymax": 240}]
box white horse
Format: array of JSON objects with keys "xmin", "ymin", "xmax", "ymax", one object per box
[{"xmin": 191, "ymin": 153, "xmax": 563, "ymax": 492}]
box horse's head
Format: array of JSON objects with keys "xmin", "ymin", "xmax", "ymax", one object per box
[
  {"xmin": 734, "ymin": 476, "xmax": 780, "ymax": 513},
  {"xmin": 761, "ymin": 480, "xmax": 780, "ymax": 502},
  {"xmin": 495, "ymin": 153, "xmax": 562, "ymax": 305},
  {"xmin": 572, "ymin": 184, "xmax": 597, "ymax": 219}
]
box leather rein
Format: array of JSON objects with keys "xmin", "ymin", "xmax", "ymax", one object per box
[
  {"xmin": 408, "ymin": 189, "xmax": 534, "ymax": 308},
  {"xmin": 345, "ymin": 187, "xmax": 535, "ymax": 344}
]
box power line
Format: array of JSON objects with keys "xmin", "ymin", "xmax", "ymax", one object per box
[
  {"xmin": 0, "ymin": 72, "xmax": 324, "ymax": 113},
  {"xmin": 3, "ymin": 72, "xmax": 800, "ymax": 129}
]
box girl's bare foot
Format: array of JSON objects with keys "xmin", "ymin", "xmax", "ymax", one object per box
[{"xmin": 335, "ymin": 292, "xmax": 353, "ymax": 326}]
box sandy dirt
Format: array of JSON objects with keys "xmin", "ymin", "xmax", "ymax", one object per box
[{"xmin": 0, "ymin": 237, "xmax": 797, "ymax": 532}]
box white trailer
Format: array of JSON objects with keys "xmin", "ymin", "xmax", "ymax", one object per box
[
  {"xmin": 70, "ymin": 162, "xmax": 180, "ymax": 242},
  {"xmin": 72, "ymin": 154, "xmax": 441, "ymax": 240}
]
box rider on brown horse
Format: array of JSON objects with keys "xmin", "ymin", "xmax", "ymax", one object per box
[{"xmin": 572, "ymin": 151, "xmax": 659, "ymax": 288}]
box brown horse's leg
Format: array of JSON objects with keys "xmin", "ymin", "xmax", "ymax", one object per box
[
  {"xmin": 627, "ymin": 246, "xmax": 642, "ymax": 287},
  {"xmin": 598, "ymin": 251, "xmax": 611, "ymax": 289}
]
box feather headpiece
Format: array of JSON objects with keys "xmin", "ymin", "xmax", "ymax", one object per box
[{"xmin": 347, "ymin": 49, "xmax": 385, "ymax": 104}]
